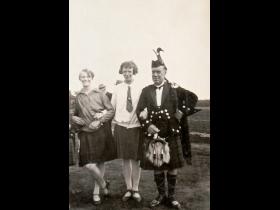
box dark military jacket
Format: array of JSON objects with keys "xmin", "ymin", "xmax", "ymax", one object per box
[
  {"xmin": 136, "ymin": 81, "xmax": 181, "ymax": 140},
  {"xmin": 173, "ymin": 85, "xmax": 199, "ymax": 161}
]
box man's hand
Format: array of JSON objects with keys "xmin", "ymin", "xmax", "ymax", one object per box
[
  {"xmin": 147, "ymin": 124, "xmax": 160, "ymax": 134},
  {"xmin": 89, "ymin": 120, "xmax": 101, "ymax": 131},
  {"xmin": 72, "ymin": 116, "xmax": 86, "ymax": 125},
  {"xmin": 174, "ymin": 109, "xmax": 183, "ymax": 121},
  {"xmin": 139, "ymin": 108, "xmax": 148, "ymax": 120}
]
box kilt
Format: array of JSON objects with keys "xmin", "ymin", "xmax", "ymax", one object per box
[
  {"xmin": 139, "ymin": 135, "xmax": 185, "ymax": 170},
  {"xmin": 114, "ymin": 124, "xmax": 141, "ymax": 160},
  {"xmin": 78, "ymin": 122, "xmax": 117, "ymax": 166},
  {"xmin": 69, "ymin": 132, "xmax": 75, "ymax": 166}
]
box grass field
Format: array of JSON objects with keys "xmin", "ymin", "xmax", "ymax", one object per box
[
  {"xmin": 189, "ymin": 107, "xmax": 210, "ymax": 134},
  {"xmin": 69, "ymin": 107, "xmax": 210, "ymax": 210}
]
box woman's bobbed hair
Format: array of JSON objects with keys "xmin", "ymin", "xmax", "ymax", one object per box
[
  {"xmin": 119, "ymin": 61, "xmax": 138, "ymax": 75},
  {"xmin": 79, "ymin": 69, "xmax": 95, "ymax": 80}
]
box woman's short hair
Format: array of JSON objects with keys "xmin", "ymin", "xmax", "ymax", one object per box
[
  {"xmin": 79, "ymin": 69, "xmax": 95, "ymax": 80},
  {"xmin": 119, "ymin": 61, "xmax": 138, "ymax": 75}
]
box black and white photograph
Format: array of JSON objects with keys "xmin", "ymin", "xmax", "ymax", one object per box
[{"xmin": 69, "ymin": 0, "xmax": 209, "ymax": 209}]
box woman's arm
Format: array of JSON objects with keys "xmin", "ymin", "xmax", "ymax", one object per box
[
  {"xmin": 99, "ymin": 93, "xmax": 115, "ymax": 123},
  {"xmin": 70, "ymin": 97, "xmax": 85, "ymax": 130},
  {"xmin": 110, "ymin": 90, "xmax": 117, "ymax": 111}
]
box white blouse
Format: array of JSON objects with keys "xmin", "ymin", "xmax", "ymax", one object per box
[{"xmin": 111, "ymin": 81, "xmax": 142, "ymax": 128}]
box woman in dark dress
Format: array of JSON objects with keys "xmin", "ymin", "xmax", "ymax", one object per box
[{"xmin": 71, "ymin": 69, "xmax": 116, "ymax": 205}]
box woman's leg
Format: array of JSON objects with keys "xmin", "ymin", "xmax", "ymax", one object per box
[
  {"xmin": 93, "ymin": 162, "xmax": 106, "ymax": 195},
  {"xmin": 122, "ymin": 159, "xmax": 134, "ymax": 201},
  {"xmin": 85, "ymin": 163, "xmax": 106, "ymax": 194},
  {"xmin": 122, "ymin": 159, "xmax": 132, "ymax": 190},
  {"xmin": 131, "ymin": 160, "xmax": 141, "ymax": 191},
  {"xmin": 131, "ymin": 159, "xmax": 142, "ymax": 202}
]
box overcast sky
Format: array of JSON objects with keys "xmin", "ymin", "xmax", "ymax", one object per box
[{"xmin": 70, "ymin": 0, "xmax": 209, "ymax": 99}]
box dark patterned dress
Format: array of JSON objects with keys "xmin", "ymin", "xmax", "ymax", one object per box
[{"xmin": 72, "ymin": 89, "xmax": 116, "ymax": 166}]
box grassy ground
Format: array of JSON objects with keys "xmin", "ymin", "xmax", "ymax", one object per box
[
  {"xmin": 188, "ymin": 107, "xmax": 210, "ymax": 134},
  {"xmin": 69, "ymin": 107, "xmax": 210, "ymax": 210}
]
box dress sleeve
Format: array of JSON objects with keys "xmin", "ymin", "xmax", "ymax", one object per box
[
  {"xmin": 111, "ymin": 89, "xmax": 117, "ymax": 111},
  {"xmin": 99, "ymin": 92, "xmax": 115, "ymax": 123},
  {"xmin": 70, "ymin": 97, "xmax": 82, "ymax": 131}
]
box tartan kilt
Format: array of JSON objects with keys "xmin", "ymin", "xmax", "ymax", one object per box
[
  {"xmin": 78, "ymin": 122, "xmax": 117, "ymax": 166},
  {"xmin": 139, "ymin": 134, "xmax": 185, "ymax": 170}
]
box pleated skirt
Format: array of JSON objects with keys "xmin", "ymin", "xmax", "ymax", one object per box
[
  {"xmin": 78, "ymin": 122, "xmax": 117, "ymax": 166},
  {"xmin": 114, "ymin": 124, "xmax": 141, "ymax": 160}
]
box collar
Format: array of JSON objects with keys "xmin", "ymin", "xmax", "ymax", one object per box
[
  {"xmin": 154, "ymin": 80, "xmax": 166, "ymax": 89},
  {"xmin": 124, "ymin": 81, "xmax": 134, "ymax": 87},
  {"xmin": 77, "ymin": 88, "xmax": 100, "ymax": 95}
]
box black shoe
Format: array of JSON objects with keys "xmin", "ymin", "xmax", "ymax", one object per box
[
  {"xmin": 103, "ymin": 180, "xmax": 110, "ymax": 197},
  {"xmin": 132, "ymin": 190, "xmax": 142, "ymax": 202},
  {"xmin": 167, "ymin": 197, "xmax": 181, "ymax": 209},
  {"xmin": 92, "ymin": 194, "xmax": 102, "ymax": 205},
  {"xmin": 150, "ymin": 194, "xmax": 166, "ymax": 207},
  {"xmin": 122, "ymin": 190, "xmax": 132, "ymax": 201}
]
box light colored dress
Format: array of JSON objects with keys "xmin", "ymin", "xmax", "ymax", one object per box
[{"xmin": 111, "ymin": 81, "xmax": 142, "ymax": 159}]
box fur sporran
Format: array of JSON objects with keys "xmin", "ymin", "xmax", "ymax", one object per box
[{"xmin": 145, "ymin": 135, "xmax": 170, "ymax": 167}]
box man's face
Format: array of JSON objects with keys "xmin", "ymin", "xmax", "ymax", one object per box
[{"xmin": 152, "ymin": 66, "xmax": 166, "ymax": 85}]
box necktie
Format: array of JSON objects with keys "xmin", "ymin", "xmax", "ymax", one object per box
[
  {"xmin": 155, "ymin": 84, "xmax": 163, "ymax": 90},
  {"xmin": 126, "ymin": 86, "xmax": 133, "ymax": 112}
]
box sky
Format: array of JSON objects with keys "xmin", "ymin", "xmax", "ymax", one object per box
[{"xmin": 69, "ymin": 0, "xmax": 210, "ymax": 99}]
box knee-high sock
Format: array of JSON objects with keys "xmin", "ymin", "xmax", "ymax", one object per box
[
  {"xmin": 167, "ymin": 173, "xmax": 177, "ymax": 198},
  {"xmin": 131, "ymin": 160, "xmax": 141, "ymax": 191},
  {"xmin": 123, "ymin": 159, "xmax": 132, "ymax": 190},
  {"xmin": 154, "ymin": 172, "xmax": 166, "ymax": 196}
]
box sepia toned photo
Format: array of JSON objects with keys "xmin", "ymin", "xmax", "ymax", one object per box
[{"xmin": 69, "ymin": 0, "xmax": 209, "ymax": 209}]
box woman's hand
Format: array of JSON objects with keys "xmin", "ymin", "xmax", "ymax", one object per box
[
  {"xmin": 89, "ymin": 120, "xmax": 102, "ymax": 131},
  {"xmin": 93, "ymin": 112, "xmax": 103, "ymax": 120},
  {"xmin": 72, "ymin": 116, "xmax": 86, "ymax": 125}
]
